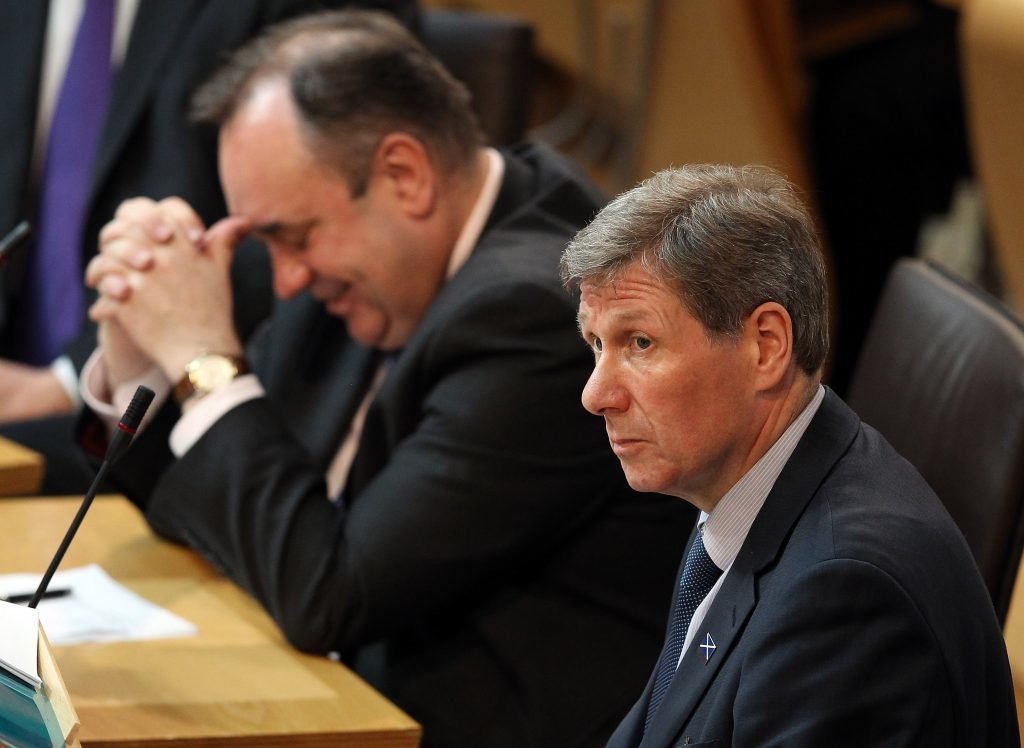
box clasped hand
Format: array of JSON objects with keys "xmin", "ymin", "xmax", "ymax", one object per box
[{"xmin": 86, "ymin": 197, "xmax": 251, "ymax": 388}]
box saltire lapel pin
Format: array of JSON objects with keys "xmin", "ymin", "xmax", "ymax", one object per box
[{"xmin": 699, "ymin": 632, "xmax": 717, "ymax": 663}]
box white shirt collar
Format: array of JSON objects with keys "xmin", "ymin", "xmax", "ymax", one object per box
[
  {"xmin": 445, "ymin": 147, "xmax": 504, "ymax": 279},
  {"xmin": 701, "ymin": 385, "xmax": 826, "ymax": 572}
]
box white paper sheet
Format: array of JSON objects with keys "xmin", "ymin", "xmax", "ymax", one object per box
[
  {"xmin": 0, "ymin": 599, "xmax": 41, "ymax": 688},
  {"xmin": 0, "ymin": 565, "xmax": 197, "ymax": 646}
]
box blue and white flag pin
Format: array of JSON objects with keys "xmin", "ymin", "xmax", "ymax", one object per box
[{"xmin": 699, "ymin": 632, "xmax": 717, "ymax": 663}]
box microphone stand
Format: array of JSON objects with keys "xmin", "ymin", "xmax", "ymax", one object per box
[{"xmin": 27, "ymin": 385, "xmax": 155, "ymax": 609}]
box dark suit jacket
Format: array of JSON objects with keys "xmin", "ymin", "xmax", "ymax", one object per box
[
  {"xmin": 100, "ymin": 143, "xmax": 697, "ymax": 747},
  {"xmin": 608, "ymin": 389, "xmax": 1019, "ymax": 748}
]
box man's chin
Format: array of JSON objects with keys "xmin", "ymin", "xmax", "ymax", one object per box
[
  {"xmin": 345, "ymin": 316, "xmax": 395, "ymax": 350},
  {"xmin": 348, "ymin": 326, "xmax": 386, "ymax": 348},
  {"xmin": 337, "ymin": 307, "xmax": 413, "ymax": 350},
  {"xmin": 621, "ymin": 467, "xmax": 668, "ymax": 496}
]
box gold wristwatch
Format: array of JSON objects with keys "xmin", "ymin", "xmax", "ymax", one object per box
[{"xmin": 173, "ymin": 352, "xmax": 251, "ymax": 405}]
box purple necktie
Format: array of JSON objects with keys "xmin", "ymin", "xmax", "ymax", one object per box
[{"xmin": 11, "ymin": 0, "xmax": 115, "ymax": 364}]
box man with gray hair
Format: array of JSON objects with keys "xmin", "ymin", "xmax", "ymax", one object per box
[
  {"xmin": 80, "ymin": 10, "xmax": 694, "ymax": 747},
  {"xmin": 564, "ymin": 164, "xmax": 1018, "ymax": 746}
]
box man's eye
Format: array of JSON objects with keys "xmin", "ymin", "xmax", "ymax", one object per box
[
  {"xmin": 282, "ymin": 231, "xmax": 310, "ymax": 251},
  {"xmin": 592, "ymin": 337, "xmax": 603, "ymax": 352},
  {"xmin": 634, "ymin": 336, "xmax": 651, "ymax": 350}
]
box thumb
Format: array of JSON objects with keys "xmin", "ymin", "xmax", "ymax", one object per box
[{"xmin": 203, "ymin": 216, "xmax": 251, "ymax": 268}]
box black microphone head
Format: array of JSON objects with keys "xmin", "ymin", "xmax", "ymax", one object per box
[
  {"xmin": 120, "ymin": 385, "xmax": 156, "ymax": 431},
  {"xmin": 106, "ymin": 385, "xmax": 155, "ymax": 465}
]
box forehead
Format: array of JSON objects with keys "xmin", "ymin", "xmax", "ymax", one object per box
[
  {"xmin": 577, "ymin": 265, "xmax": 689, "ymax": 326},
  {"xmin": 219, "ymin": 85, "xmax": 354, "ymax": 223}
]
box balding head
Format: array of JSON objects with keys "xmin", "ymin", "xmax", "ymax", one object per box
[{"xmin": 191, "ymin": 9, "xmax": 483, "ymax": 197}]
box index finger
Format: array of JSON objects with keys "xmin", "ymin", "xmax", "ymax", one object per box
[
  {"xmin": 110, "ymin": 196, "xmax": 205, "ymax": 246},
  {"xmin": 156, "ymin": 196, "xmax": 207, "ymax": 245}
]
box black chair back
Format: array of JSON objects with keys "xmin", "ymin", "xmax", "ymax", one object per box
[
  {"xmin": 847, "ymin": 258, "xmax": 1024, "ymax": 623},
  {"xmin": 421, "ymin": 9, "xmax": 534, "ymax": 146}
]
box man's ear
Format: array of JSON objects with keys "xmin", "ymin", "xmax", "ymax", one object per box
[
  {"xmin": 370, "ymin": 132, "xmax": 436, "ymax": 219},
  {"xmin": 745, "ymin": 301, "xmax": 794, "ymax": 392}
]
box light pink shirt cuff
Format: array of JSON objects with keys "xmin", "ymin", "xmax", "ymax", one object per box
[
  {"xmin": 169, "ymin": 375, "xmax": 265, "ymax": 457},
  {"xmin": 80, "ymin": 349, "xmax": 265, "ymax": 458},
  {"xmin": 80, "ymin": 349, "xmax": 171, "ymax": 436}
]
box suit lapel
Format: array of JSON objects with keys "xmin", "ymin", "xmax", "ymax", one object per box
[
  {"xmin": 324, "ymin": 153, "xmax": 514, "ymax": 500},
  {"xmin": 258, "ymin": 294, "xmax": 380, "ymax": 468},
  {"xmin": 644, "ymin": 390, "xmax": 861, "ymax": 746},
  {"xmin": 340, "ymin": 148, "xmax": 546, "ymax": 498},
  {"xmin": 90, "ymin": 0, "xmax": 199, "ymax": 199}
]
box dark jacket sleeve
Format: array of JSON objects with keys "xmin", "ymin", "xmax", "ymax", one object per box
[{"xmin": 122, "ymin": 276, "xmax": 618, "ymax": 656}]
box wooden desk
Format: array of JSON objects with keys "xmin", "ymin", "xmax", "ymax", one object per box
[
  {"xmin": 1, "ymin": 496, "xmax": 421, "ymax": 747},
  {"xmin": 0, "ymin": 436, "xmax": 43, "ymax": 496}
]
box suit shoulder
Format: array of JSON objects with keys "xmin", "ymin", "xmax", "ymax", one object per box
[
  {"xmin": 497, "ymin": 142, "xmax": 607, "ymax": 232},
  {"xmin": 815, "ymin": 422, "xmax": 967, "ymax": 559}
]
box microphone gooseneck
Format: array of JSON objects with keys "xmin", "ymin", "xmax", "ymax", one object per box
[{"xmin": 28, "ymin": 385, "xmax": 155, "ymax": 608}]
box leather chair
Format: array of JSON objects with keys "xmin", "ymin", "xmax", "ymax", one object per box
[
  {"xmin": 421, "ymin": 9, "xmax": 534, "ymax": 147},
  {"xmin": 847, "ymin": 258, "xmax": 1024, "ymax": 623}
]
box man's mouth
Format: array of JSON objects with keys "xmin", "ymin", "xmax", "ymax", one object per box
[
  {"xmin": 608, "ymin": 433, "xmax": 644, "ymax": 455},
  {"xmin": 320, "ymin": 283, "xmax": 354, "ymax": 315}
]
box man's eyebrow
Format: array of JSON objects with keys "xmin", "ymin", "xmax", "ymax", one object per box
[
  {"xmin": 576, "ymin": 308, "xmax": 655, "ymax": 339},
  {"xmin": 251, "ymin": 218, "xmax": 317, "ymax": 240},
  {"xmin": 251, "ymin": 221, "xmax": 283, "ymax": 236}
]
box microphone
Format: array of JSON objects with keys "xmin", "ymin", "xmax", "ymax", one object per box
[
  {"xmin": 0, "ymin": 221, "xmax": 31, "ymax": 266},
  {"xmin": 27, "ymin": 385, "xmax": 155, "ymax": 609},
  {"xmin": 104, "ymin": 384, "xmax": 155, "ymax": 465}
]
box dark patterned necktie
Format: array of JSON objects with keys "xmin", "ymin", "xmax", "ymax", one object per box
[
  {"xmin": 12, "ymin": 0, "xmax": 115, "ymax": 364},
  {"xmin": 644, "ymin": 525, "xmax": 722, "ymax": 732}
]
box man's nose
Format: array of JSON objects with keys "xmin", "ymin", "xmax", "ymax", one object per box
[
  {"xmin": 270, "ymin": 249, "xmax": 313, "ymax": 299},
  {"xmin": 581, "ymin": 356, "xmax": 629, "ymax": 415}
]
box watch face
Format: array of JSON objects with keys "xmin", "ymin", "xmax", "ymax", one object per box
[{"xmin": 190, "ymin": 355, "xmax": 239, "ymax": 392}]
